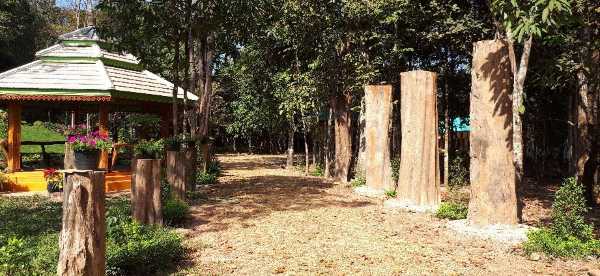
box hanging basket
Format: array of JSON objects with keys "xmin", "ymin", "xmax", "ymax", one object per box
[{"xmin": 73, "ymin": 150, "xmax": 99, "ymax": 171}]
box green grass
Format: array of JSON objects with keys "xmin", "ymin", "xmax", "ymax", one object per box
[{"xmin": 20, "ymin": 123, "xmax": 65, "ymax": 154}]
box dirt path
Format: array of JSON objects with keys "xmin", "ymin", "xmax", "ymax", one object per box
[{"xmin": 177, "ymin": 154, "xmax": 598, "ymax": 275}]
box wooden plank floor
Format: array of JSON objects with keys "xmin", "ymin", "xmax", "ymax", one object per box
[{"xmin": 4, "ymin": 170, "xmax": 131, "ymax": 193}]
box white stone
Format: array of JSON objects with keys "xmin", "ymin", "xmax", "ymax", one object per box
[
  {"xmin": 353, "ymin": 186, "xmax": 385, "ymax": 198},
  {"xmin": 447, "ymin": 219, "xmax": 534, "ymax": 245},
  {"xmin": 383, "ymin": 198, "xmax": 439, "ymax": 213}
]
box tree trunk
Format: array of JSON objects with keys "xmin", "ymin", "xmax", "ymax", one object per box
[
  {"xmin": 166, "ymin": 151, "xmax": 186, "ymax": 200},
  {"xmin": 302, "ymin": 115, "xmax": 309, "ymax": 175},
  {"xmin": 364, "ymin": 85, "xmax": 394, "ymax": 192},
  {"xmin": 468, "ymin": 40, "xmax": 518, "ymax": 226},
  {"xmin": 397, "ymin": 72, "xmax": 440, "ymax": 206},
  {"xmin": 324, "ymin": 107, "xmax": 333, "ymax": 178},
  {"xmin": 286, "ymin": 125, "xmax": 294, "ymax": 169},
  {"xmin": 508, "ymin": 36, "xmax": 533, "ymax": 186},
  {"xmin": 172, "ymin": 38, "xmax": 180, "ymax": 136},
  {"xmin": 332, "ymin": 94, "xmax": 352, "ymax": 182},
  {"xmin": 443, "ymin": 70, "xmax": 451, "ymax": 187},
  {"xmin": 132, "ymin": 159, "xmax": 162, "ymax": 225},
  {"xmin": 58, "ymin": 171, "xmax": 106, "ymax": 276},
  {"xmin": 355, "ymin": 96, "xmax": 367, "ymax": 178},
  {"xmin": 185, "ymin": 143, "xmax": 198, "ymax": 191}
]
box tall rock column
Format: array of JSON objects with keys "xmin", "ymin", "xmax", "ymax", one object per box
[
  {"xmin": 397, "ymin": 71, "xmax": 440, "ymax": 208},
  {"xmin": 364, "ymin": 85, "xmax": 394, "ymax": 192},
  {"xmin": 468, "ymin": 40, "xmax": 518, "ymax": 225}
]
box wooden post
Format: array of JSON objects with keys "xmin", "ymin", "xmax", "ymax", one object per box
[
  {"xmin": 397, "ymin": 71, "xmax": 440, "ymax": 207},
  {"xmin": 364, "ymin": 85, "xmax": 394, "ymax": 192},
  {"xmin": 98, "ymin": 104, "xmax": 109, "ymax": 170},
  {"xmin": 58, "ymin": 171, "xmax": 106, "ymax": 276},
  {"xmin": 132, "ymin": 159, "xmax": 162, "ymax": 225},
  {"xmin": 7, "ymin": 103, "xmax": 21, "ymax": 172},
  {"xmin": 166, "ymin": 151, "xmax": 186, "ymax": 199},
  {"xmin": 468, "ymin": 40, "xmax": 518, "ymax": 226}
]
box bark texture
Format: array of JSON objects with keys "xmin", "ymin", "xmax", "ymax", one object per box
[
  {"xmin": 468, "ymin": 40, "xmax": 518, "ymax": 226},
  {"xmin": 58, "ymin": 171, "xmax": 106, "ymax": 276},
  {"xmin": 132, "ymin": 159, "xmax": 163, "ymax": 225},
  {"xmin": 364, "ymin": 85, "xmax": 394, "ymax": 191},
  {"xmin": 332, "ymin": 95, "xmax": 352, "ymax": 182},
  {"xmin": 185, "ymin": 144, "xmax": 198, "ymax": 191},
  {"xmin": 166, "ymin": 151, "xmax": 186, "ymax": 200},
  {"xmin": 397, "ymin": 71, "xmax": 440, "ymax": 206},
  {"xmin": 355, "ymin": 97, "xmax": 367, "ymax": 178}
]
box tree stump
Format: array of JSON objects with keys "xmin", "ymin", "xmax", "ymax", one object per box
[
  {"xmin": 397, "ymin": 71, "xmax": 440, "ymax": 207},
  {"xmin": 132, "ymin": 159, "xmax": 163, "ymax": 225},
  {"xmin": 58, "ymin": 171, "xmax": 106, "ymax": 276},
  {"xmin": 364, "ymin": 85, "xmax": 394, "ymax": 191},
  {"xmin": 468, "ymin": 40, "xmax": 518, "ymax": 226},
  {"xmin": 166, "ymin": 151, "xmax": 186, "ymax": 200},
  {"xmin": 184, "ymin": 143, "xmax": 197, "ymax": 191}
]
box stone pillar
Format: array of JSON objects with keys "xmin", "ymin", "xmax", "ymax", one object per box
[
  {"xmin": 132, "ymin": 159, "xmax": 163, "ymax": 225},
  {"xmin": 58, "ymin": 171, "xmax": 106, "ymax": 276},
  {"xmin": 98, "ymin": 104, "xmax": 109, "ymax": 170},
  {"xmin": 364, "ymin": 85, "xmax": 394, "ymax": 192},
  {"xmin": 468, "ymin": 40, "xmax": 518, "ymax": 226},
  {"xmin": 397, "ymin": 71, "xmax": 440, "ymax": 207},
  {"xmin": 7, "ymin": 103, "xmax": 21, "ymax": 172}
]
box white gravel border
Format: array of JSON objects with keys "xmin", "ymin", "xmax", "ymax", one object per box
[
  {"xmin": 383, "ymin": 198, "xmax": 439, "ymax": 213},
  {"xmin": 353, "ymin": 186, "xmax": 386, "ymax": 198},
  {"xmin": 447, "ymin": 219, "xmax": 535, "ymax": 244}
]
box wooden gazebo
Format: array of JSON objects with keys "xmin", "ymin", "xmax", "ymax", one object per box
[{"xmin": 0, "ymin": 27, "xmax": 196, "ymax": 192}]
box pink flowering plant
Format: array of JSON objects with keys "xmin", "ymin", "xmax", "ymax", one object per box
[{"xmin": 67, "ymin": 129, "xmax": 113, "ymax": 152}]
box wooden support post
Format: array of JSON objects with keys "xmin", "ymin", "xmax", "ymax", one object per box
[
  {"xmin": 98, "ymin": 104, "xmax": 109, "ymax": 170},
  {"xmin": 364, "ymin": 85, "xmax": 394, "ymax": 192},
  {"xmin": 166, "ymin": 151, "xmax": 186, "ymax": 199},
  {"xmin": 7, "ymin": 103, "xmax": 21, "ymax": 172},
  {"xmin": 132, "ymin": 159, "xmax": 162, "ymax": 225},
  {"xmin": 58, "ymin": 171, "xmax": 106, "ymax": 276},
  {"xmin": 468, "ymin": 40, "xmax": 518, "ymax": 226},
  {"xmin": 397, "ymin": 71, "xmax": 440, "ymax": 207}
]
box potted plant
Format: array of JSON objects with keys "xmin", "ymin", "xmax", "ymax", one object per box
[
  {"xmin": 67, "ymin": 130, "xmax": 112, "ymax": 170},
  {"xmin": 134, "ymin": 139, "xmax": 164, "ymax": 159},
  {"xmin": 44, "ymin": 168, "xmax": 63, "ymax": 193}
]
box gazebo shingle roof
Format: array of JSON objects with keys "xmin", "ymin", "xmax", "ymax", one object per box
[{"xmin": 0, "ymin": 27, "xmax": 197, "ymax": 103}]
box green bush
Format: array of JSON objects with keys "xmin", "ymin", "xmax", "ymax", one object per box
[
  {"xmin": 134, "ymin": 139, "xmax": 164, "ymax": 159},
  {"xmin": 435, "ymin": 202, "xmax": 468, "ymax": 220},
  {"xmin": 448, "ymin": 154, "xmax": 469, "ymax": 188},
  {"xmin": 206, "ymin": 160, "xmax": 222, "ymax": 176},
  {"xmin": 163, "ymin": 198, "xmax": 190, "ymax": 226},
  {"xmin": 351, "ymin": 175, "xmax": 366, "ymax": 187},
  {"xmin": 196, "ymin": 172, "xmax": 217, "ymax": 185},
  {"xmin": 0, "ymin": 196, "xmax": 185, "ymax": 275},
  {"xmin": 385, "ymin": 190, "xmax": 397, "ymax": 198},
  {"xmin": 524, "ymin": 177, "xmax": 600, "ymax": 258},
  {"xmin": 310, "ymin": 164, "xmax": 324, "ymax": 177},
  {"xmin": 390, "ymin": 158, "xmax": 401, "ymax": 183}
]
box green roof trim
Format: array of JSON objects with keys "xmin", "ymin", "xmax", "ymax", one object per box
[
  {"xmin": 0, "ymin": 88, "xmax": 110, "ymax": 97},
  {"xmin": 101, "ymin": 58, "xmax": 143, "ymax": 71},
  {"xmin": 40, "ymin": 56, "xmax": 99, "ymax": 63},
  {"xmin": 62, "ymin": 40, "xmax": 97, "ymax": 47}
]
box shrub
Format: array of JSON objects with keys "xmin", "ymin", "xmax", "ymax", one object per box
[
  {"xmin": 448, "ymin": 155, "xmax": 469, "ymax": 188},
  {"xmin": 32, "ymin": 121, "xmax": 44, "ymax": 127},
  {"xmin": 351, "ymin": 175, "xmax": 366, "ymax": 187},
  {"xmin": 523, "ymin": 177, "xmax": 600, "ymax": 258},
  {"xmin": 311, "ymin": 165, "xmax": 324, "ymax": 177},
  {"xmin": 206, "ymin": 160, "xmax": 222, "ymax": 176},
  {"xmin": 134, "ymin": 139, "xmax": 164, "ymax": 159},
  {"xmin": 163, "ymin": 198, "xmax": 190, "ymax": 226},
  {"xmin": 385, "ymin": 190, "xmax": 397, "ymax": 198},
  {"xmin": 0, "ymin": 237, "xmax": 29, "ymax": 275},
  {"xmin": 164, "ymin": 135, "xmax": 182, "ymax": 151},
  {"xmin": 390, "ymin": 158, "xmax": 401, "ymax": 183},
  {"xmin": 435, "ymin": 202, "xmax": 468, "ymax": 220},
  {"xmin": 196, "ymin": 172, "xmax": 217, "ymax": 185}
]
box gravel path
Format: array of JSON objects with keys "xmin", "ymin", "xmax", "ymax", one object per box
[{"xmin": 176, "ymin": 154, "xmax": 599, "ymax": 275}]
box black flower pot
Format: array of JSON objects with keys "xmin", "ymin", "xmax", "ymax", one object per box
[{"xmin": 73, "ymin": 150, "xmax": 99, "ymax": 170}]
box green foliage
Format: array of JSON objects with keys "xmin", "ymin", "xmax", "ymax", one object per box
[
  {"xmin": 448, "ymin": 155, "xmax": 469, "ymax": 189},
  {"xmin": 196, "ymin": 172, "xmax": 217, "ymax": 185},
  {"xmin": 523, "ymin": 177, "xmax": 600, "ymax": 258},
  {"xmin": 385, "ymin": 190, "xmax": 397, "ymax": 198},
  {"xmin": 206, "ymin": 160, "xmax": 222, "ymax": 176},
  {"xmin": 351, "ymin": 175, "xmax": 366, "ymax": 188},
  {"xmin": 162, "ymin": 199, "xmax": 190, "ymax": 226},
  {"xmin": 390, "ymin": 158, "xmax": 401, "ymax": 183},
  {"xmin": 0, "ymin": 196, "xmax": 184, "ymax": 275},
  {"xmin": 311, "ymin": 164, "xmax": 324, "ymax": 177},
  {"xmin": 164, "ymin": 135, "xmax": 182, "ymax": 151},
  {"xmin": 134, "ymin": 139, "xmax": 164, "ymax": 159},
  {"xmin": 435, "ymin": 202, "xmax": 468, "ymax": 220}
]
